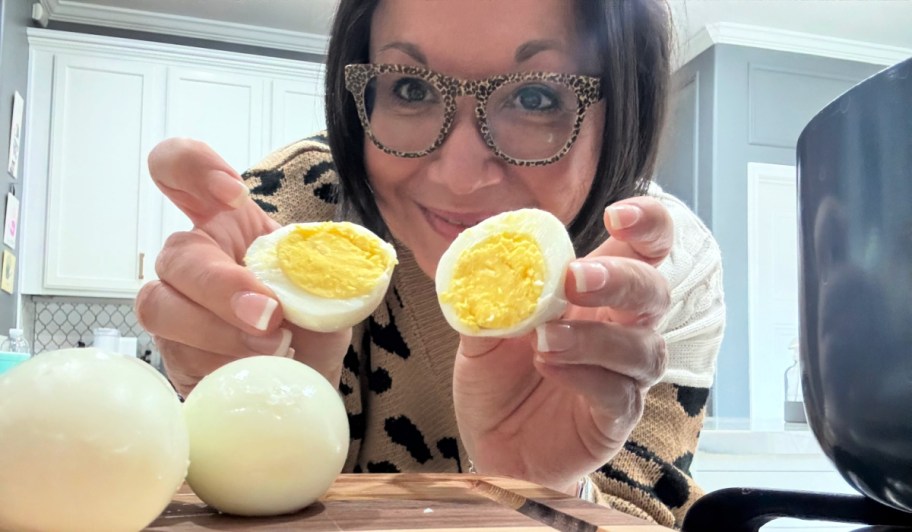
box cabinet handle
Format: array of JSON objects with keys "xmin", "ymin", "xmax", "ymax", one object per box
[{"xmin": 139, "ymin": 252, "xmax": 145, "ymax": 280}]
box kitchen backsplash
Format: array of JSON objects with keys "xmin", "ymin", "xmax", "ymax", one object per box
[{"xmin": 22, "ymin": 296, "xmax": 158, "ymax": 366}]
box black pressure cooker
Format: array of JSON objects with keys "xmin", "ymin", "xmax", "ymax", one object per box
[{"xmin": 683, "ymin": 56, "xmax": 912, "ymax": 531}]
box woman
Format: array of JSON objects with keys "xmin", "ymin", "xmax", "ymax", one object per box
[{"xmin": 136, "ymin": 0, "xmax": 725, "ymax": 527}]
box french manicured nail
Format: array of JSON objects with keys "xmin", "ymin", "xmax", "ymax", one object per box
[
  {"xmin": 244, "ymin": 328, "xmax": 292, "ymax": 356},
  {"xmin": 536, "ymin": 323, "xmax": 574, "ymax": 353},
  {"xmin": 232, "ymin": 292, "xmax": 279, "ymax": 331},
  {"xmin": 208, "ymin": 173, "xmax": 249, "ymax": 209},
  {"xmin": 606, "ymin": 205, "xmax": 641, "ymax": 230},
  {"xmin": 568, "ymin": 261, "xmax": 609, "ymax": 293}
]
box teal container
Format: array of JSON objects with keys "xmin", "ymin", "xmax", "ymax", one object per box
[{"xmin": 0, "ymin": 352, "xmax": 29, "ymax": 375}]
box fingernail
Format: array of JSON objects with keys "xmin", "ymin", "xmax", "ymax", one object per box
[
  {"xmin": 536, "ymin": 323, "xmax": 574, "ymax": 353},
  {"xmin": 568, "ymin": 261, "xmax": 608, "ymax": 293},
  {"xmin": 244, "ymin": 328, "xmax": 292, "ymax": 356},
  {"xmin": 606, "ymin": 205, "xmax": 641, "ymax": 230},
  {"xmin": 208, "ymin": 173, "xmax": 249, "ymax": 209},
  {"xmin": 285, "ymin": 347, "xmax": 296, "ymax": 359},
  {"xmin": 231, "ymin": 292, "xmax": 279, "ymax": 331}
]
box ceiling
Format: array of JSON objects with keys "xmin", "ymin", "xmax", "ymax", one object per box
[{"xmin": 39, "ymin": 0, "xmax": 912, "ymax": 65}]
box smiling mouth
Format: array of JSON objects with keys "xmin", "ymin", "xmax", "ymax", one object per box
[
  {"xmin": 426, "ymin": 208, "xmax": 496, "ymax": 227},
  {"xmin": 422, "ymin": 207, "xmax": 499, "ymax": 239},
  {"xmin": 436, "ymin": 214, "xmax": 478, "ymax": 228}
]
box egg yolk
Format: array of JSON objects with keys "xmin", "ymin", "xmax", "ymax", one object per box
[
  {"xmin": 439, "ymin": 232, "xmax": 544, "ymax": 331},
  {"xmin": 276, "ymin": 223, "xmax": 395, "ymax": 299}
]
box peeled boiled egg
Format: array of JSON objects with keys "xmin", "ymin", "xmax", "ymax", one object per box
[
  {"xmin": 436, "ymin": 208, "xmax": 576, "ymax": 337},
  {"xmin": 0, "ymin": 348, "xmax": 189, "ymax": 532},
  {"xmin": 182, "ymin": 355, "xmax": 349, "ymax": 516},
  {"xmin": 245, "ymin": 221, "xmax": 397, "ymax": 332}
]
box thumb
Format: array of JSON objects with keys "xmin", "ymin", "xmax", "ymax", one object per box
[{"xmin": 457, "ymin": 335, "xmax": 506, "ymax": 359}]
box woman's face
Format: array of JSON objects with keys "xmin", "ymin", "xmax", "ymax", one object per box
[{"xmin": 366, "ymin": 0, "xmax": 604, "ymax": 277}]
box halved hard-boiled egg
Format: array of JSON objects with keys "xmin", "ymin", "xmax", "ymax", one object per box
[
  {"xmin": 435, "ymin": 208, "xmax": 576, "ymax": 337},
  {"xmin": 245, "ymin": 221, "xmax": 397, "ymax": 332}
]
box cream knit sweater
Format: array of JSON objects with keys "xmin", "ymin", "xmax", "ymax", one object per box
[{"xmin": 243, "ymin": 135, "xmax": 725, "ymax": 529}]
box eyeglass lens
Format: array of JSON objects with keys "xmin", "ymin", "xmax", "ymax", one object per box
[{"xmin": 364, "ymin": 72, "xmax": 580, "ymax": 160}]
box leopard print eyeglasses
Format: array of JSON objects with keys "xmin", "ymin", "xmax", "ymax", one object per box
[{"xmin": 344, "ymin": 63, "xmax": 603, "ymax": 166}]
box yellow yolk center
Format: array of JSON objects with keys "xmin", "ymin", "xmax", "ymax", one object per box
[
  {"xmin": 276, "ymin": 223, "xmax": 394, "ymax": 299},
  {"xmin": 440, "ymin": 232, "xmax": 544, "ymax": 331}
]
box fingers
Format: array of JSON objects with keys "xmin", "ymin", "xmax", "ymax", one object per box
[
  {"xmin": 532, "ymin": 361, "xmax": 644, "ymax": 445},
  {"xmin": 531, "ymin": 320, "xmax": 665, "ymax": 444},
  {"xmin": 289, "ymin": 326, "xmax": 354, "ymax": 387},
  {"xmin": 533, "ymin": 321, "xmax": 667, "ymax": 388},
  {"xmin": 148, "ymin": 137, "xmax": 251, "ymax": 227},
  {"xmin": 590, "ymin": 196, "xmax": 674, "ymax": 266},
  {"xmin": 138, "ymin": 278, "xmax": 353, "ymax": 389},
  {"xmin": 153, "ymin": 230, "xmax": 284, "ymax": 334},
  {"xmin": 135, "ymin": 280, "xmax": 293, "ymax": 358},
  {"xmin": 566, "ymin": 256, "xmax": 670, "ymax": 326},
  {"xmin": 156, "ymin": 337, "xmax": 238, "ymax": 398}
]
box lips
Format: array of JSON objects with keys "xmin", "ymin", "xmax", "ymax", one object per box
[{"xmin": 422, "ymin": 207, "xmax": 501, "ymax": 241}]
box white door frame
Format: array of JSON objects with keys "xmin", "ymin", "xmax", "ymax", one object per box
[{"xmin": 747, "ymin": 161, "xmax": 799, "ymax": 425}]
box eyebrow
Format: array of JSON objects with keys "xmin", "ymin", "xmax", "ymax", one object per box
[
  {"xmin": 376, "ymin": 42, "xmax": 427, "ymax": 65},
  {"xmin": 378, "ymin": 38, "xmax": 565, "ymax": 67},
  {"xmin": 514, "ymin": 39, "xmax": 565, "ymax": 63}
]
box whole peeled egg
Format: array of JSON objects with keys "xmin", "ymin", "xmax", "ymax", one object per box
[
  {"xmin": 0, "ymin": 348, "xmax": 189, "ymax": 532},
  {"xmin": 182, "ymin": 355, "xmax": 349, "ymax": 516},
  {"xmin": 245, "ymin": 221, "xmax": 397, "ymax": 332},
  {"xmin": 436, "ymin": 208, "xmax": 576, "ymax": 337}
]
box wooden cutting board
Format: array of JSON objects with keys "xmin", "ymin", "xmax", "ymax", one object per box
[{"xmin": 146, "ymin": 473, "xmax": 673, "ymax": 531}]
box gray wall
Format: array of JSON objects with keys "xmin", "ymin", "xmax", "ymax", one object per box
[
  {"xmin": 656, "ymin": 44, "xmax": 883, "ymax": 418},
  {"xmin": 0, "ymin": 0, "xmax": 32, "ymax": 332}
]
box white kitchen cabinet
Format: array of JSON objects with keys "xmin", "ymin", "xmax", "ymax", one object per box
[
  {"xmin": 158, "ymin": 68, "xmax": 267, "ymax": 244},
  {"xmin": 23, "ymin": 52, "xmax": 165, "ymax": 297},
  {"xmin": 159, "ymin": 71, "xmax": 327, "ymax": 245},
  {"xmin": 21, "ymin": 29, "xmax": 325, "ymax": 298},
  {"xmin": 270, "ymin": 78, "xmax": 326, "ymax": 151}
]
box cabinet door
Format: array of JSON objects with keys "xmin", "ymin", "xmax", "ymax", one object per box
[
  {"xmin": 43, "ymin": 55, "xmax": 165, "ymax": 294},
  {"xmin": 270, "ymin": 79, "xmax": 326, "ymax": 152},
  {"xmin": 158, "ymin": 68, "xmax": 266, "ymax": 243}
]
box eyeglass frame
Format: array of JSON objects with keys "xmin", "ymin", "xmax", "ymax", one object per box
[{"xmin": 343, "ymin": 63, "xmax": 603, "ymax": 167}]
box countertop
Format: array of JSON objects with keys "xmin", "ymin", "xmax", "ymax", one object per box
[{"xmin": 146, "ymin": 473, "xmax": 673, "ymax": 531}]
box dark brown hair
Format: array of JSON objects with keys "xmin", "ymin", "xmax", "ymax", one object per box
[{"xmin": 324, "ymin": 0, "xmax": 671, "ymax": 255}]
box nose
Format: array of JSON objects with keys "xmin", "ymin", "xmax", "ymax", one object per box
[{"xmin": 424, "ymin": 98, "xmax": 504, "ymax": 195}]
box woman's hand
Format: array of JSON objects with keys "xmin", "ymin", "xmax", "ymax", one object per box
[
  {"xmin": 134, "ymin": 138, "xmax": 352, "ymax": 397},
  {"xmin": 452, "ymin": 197, "xmax": 673, "ymax": 494}
]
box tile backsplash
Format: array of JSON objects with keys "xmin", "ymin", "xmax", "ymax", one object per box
[{"xmin": 22, "ymin": 296, "xmax": 157, "ymax": 364}]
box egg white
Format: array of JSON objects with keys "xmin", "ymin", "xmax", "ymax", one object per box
[
  {"xmin": 0, "ymin": 348, "xmax": 189, "ymax": 532},
  {"xmin": 435, "ymin": 208, "xmax": 576, "ymax": 338},
  {"xmin": 245, "ymin": 222, "xmax": 397, "ymax": 333},
  {"xmin": 183, "ymin": 356, "xmax": 349, "ymax": 516}
]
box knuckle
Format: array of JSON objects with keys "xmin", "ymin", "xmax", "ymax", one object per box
[
  {"xmin": 134, "ymin": 281, "xmax": 167, "ymax": 331},
  {"xmin": 619, "ymin": 378, "xmax": 640, "ymax": 410},
  {"xmin": 154, "ymin": 335, "xmax": 179, "ymax": 357},
  {"xmin": 652, "ymin": 276, "xmax": 672, "ymax": 318},
  {"xmin": 156, "ymin": 231, "xmax": 194, "ymax": 278},
  {"xmin": 631, "ymin": 329, "xmax": 667, "ymax": 387},
  {"xmin": 647, "ymin": 333, "xmax": 669, "ymax": 385},
  {"xmin": 617, "ymin": 260, "xmax": 653, "ymax": 308}
]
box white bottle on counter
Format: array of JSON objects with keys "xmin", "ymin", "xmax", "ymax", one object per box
[
  {"xmin": 783, "ymin": 337, "xmax": 806, "ymax": 424},
  {"xmin": 1, "ymin": 329, "xmax": 31, "ymax": 356},
  {"xmin": 0, "ymin": 328, "xmax": 31, "ymax": 375}
]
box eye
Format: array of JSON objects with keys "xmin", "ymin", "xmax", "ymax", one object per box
[
  {"xmin": 511, "ymin": 84, "xmax": 559, "ymax": 112},
  {"xmin": 392, "ymin": 77, "xmax": 435, "ymax": 103}
]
